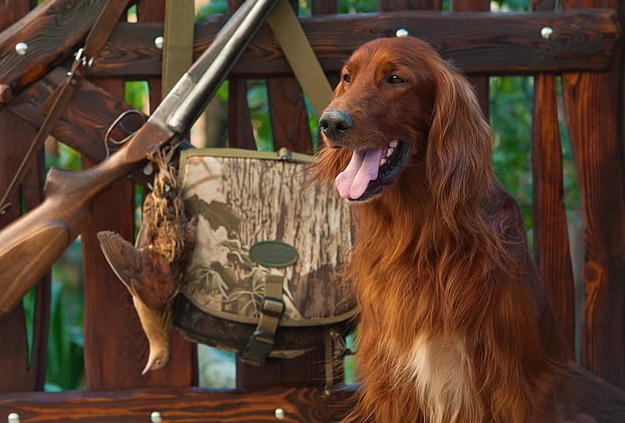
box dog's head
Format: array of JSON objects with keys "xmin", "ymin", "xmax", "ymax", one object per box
[{"xmin": 317, "ymin": 36, "xmax": 493, "ymax": 206}]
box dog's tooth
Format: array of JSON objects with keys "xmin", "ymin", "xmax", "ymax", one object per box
[
  {"xmin": 380, "ymin": 158, "xmax": 387, "ymax": 166},
  {"xmin": 389, "ymin": 140, "xmax": 399, "ymax": 148},
  {"xmin": 386, "ymin": 148, "xmax": 394, "ymax": 157}
]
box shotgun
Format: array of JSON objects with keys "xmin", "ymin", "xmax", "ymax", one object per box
[{"xmin": 0, "ymin": 0, "xmax": 280, "ymax": 316}]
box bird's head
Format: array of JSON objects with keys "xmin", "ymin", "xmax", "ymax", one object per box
[
  {"xmin": 131, "ymin": 296, "xmax": 174, "ymax": 375},
  {"xmin": 142, "ymin": 342, "xmax": 171, "ymax": 374}
]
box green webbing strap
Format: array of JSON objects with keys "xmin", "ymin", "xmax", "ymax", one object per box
[
  {"xmin": 241, "ymin": 274, "xmax": 285, "ymax": 366},
  {"xmin": 162, "ymin": 0, "xmax": 195, "ymax": 96},
  {"xmin": 267, "ymin": 0, "xmax": 333, "ymax": 116}
]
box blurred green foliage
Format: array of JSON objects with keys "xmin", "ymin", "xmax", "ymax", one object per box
[{"xmin": 22, "ymin": 0, "xmax": 581, "ymax": 391}]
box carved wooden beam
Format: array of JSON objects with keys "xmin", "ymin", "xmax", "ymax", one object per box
[
  {"xmin": 0, "ymin": 362, "xmax": 623, "ymax": 422},
  {"xmin": 0, "ymin": 0, "xmax": 133, "ymax": 103},
  {"xmin": 92, "ymin": 9, "xmax": 620, "ymax": 78},
  {"xmin": 0, "ymin": 8, "xmax": 619, "ymax": 102},
  {"xmin": 7, "ymin": 67, "xmax": 142, "ymax": 164}
]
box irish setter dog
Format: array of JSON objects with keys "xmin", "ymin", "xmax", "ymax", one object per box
[{"xmin": 313, "ymin": 37, "xmax": 579, "ymax": 423}]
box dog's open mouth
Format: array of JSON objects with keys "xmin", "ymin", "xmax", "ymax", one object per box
[{"xmin": 335, "ymin": 140, "xmax": 408, "ymax": 202}]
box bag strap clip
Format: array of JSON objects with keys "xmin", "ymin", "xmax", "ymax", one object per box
[{"xmin": 240, "ymin": 274, "xmax": 285, "ymax": 366}]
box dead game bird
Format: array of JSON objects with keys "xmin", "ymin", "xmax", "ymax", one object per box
[{"xmin": 97, "ymin": 147, "xmax": 195, "ymax": 374}]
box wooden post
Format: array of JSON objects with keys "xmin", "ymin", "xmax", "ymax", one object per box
[
  {"xmin": 227, "ymin": 0, "xmax": 257, "ymax": 150},
  {"xmin": 82, "ymin": 0, "xmax": 194, "ymax": 389},
  {"xmin": 531, "ymin": 73, "xmax": 576, "ymax": 358},
  {"xmin": 451, "ymin": 0, "xmax": 490, "ymax": 117},
  {"xmin": 562, "ymin": 0, "xmax": 625, "ymax": 388},
  {"xmin": 0, "ymin": 0, "xmax": 50, "ymax": 393},
  {"xmin": 266, "ymin": 0, "xmax": 313, "ymax": 152}
]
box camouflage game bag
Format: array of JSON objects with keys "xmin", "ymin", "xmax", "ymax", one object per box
[{"xmin": 173, "ymin": 148, "xmax": 356, "ymax": 378}]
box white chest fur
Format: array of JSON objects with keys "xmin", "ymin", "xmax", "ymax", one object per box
[{"xmin": 405, "ymin": 336, "xmax": 483, "ymax": 423}]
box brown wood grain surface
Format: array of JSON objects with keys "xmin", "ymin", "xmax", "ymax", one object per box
[
  {"xmin": 226, "ymin": 0, "xmax": 256, "ymax": 152},
  {"xmin": 562, "ymin": 0, "xmax": 625, "ymax": 390},
  {"xmin": 451, "ymin": 0, "xmax": 490, "ymax": 116},
  {"xmin": 379, "ymin": 0, "xmax": 441, "ymax": 10},
  {"xmin": 532, "ymin": 73, "xmax": 576, "ymax": 358},
  {"xmin": 84, "ymin": 9, "xmax": 620, "ymax": 79},
  {"xmin": 0, "ymin": 364, "xmax": 621, "ymax": 422},
  {"xmin": 265, "ymin": 1, "xmax": 312, "ymax": 152},
  {"xmin": 533, "ymin": 0, "xmax": 575, "ymax": 363},
  {"xmin": 0, "ymin": 0, "xmax": 49, "ymax": 394},
  {"xmin": 135, "ymin": 0, "xmax": 164, "ymax": 111},
  {"xmin": 0, "ymin": 0, "xmax": 128, "ymax": 101},
  {"xmin": 311, "ymin": 0, "xmax": 337, "ymax": 15},
  {"xmin": 8, "ymin": 67, "xmax": 134, "ymax": 163},
  {"xmin": 1, "ymin": 0, "xmax": 625, "ymax": 419},
  {"xmin": 0, "ymin": 385, "xmax": 353, "ymax": 423},
  {"xmin": 80, "ymin": 0, "xmax": 195, "ymax": 390}
]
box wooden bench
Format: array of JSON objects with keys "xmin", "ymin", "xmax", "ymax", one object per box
[{"xmin": 1, "ymin": 0, "xmax": 624, "ymax": 421}]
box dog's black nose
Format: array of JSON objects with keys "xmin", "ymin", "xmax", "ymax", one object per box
[{"xmin": 319, "ymin": 109, "xmax": 353, "ymax": 142}]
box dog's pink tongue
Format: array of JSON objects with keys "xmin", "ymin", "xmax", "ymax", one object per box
[{"xmin": 335, "ymin": 148, "xmax": 385, "ymax": 199}]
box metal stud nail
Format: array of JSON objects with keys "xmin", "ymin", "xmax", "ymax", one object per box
[
  {"xmin": 7, "ymin": 413, "xmax": 20, "ymax": 423},
  {"xmin": 395, "ymin": 28, "xmax": 409, "ymax": 37},
  {"xmin": 15, "ymin": 42, "xmax": 28, "ymax": 56},
  {"xmin": 540, "ymin": 26, "xmax": 554, "ymax": 40},
  {"xmin": 274, "ymin": 408, "xmax": 286, "ymax": 420},
  {"xmin": 143, "ymin": 162, "xmax": 154, "ymax": 175},
  {"xmin": 154, "ymin": 36, "xmax": 164, "ymax": 50},
  {"xmin": 150, "ymin": 411, "xmax": 163, "ymax": 423}
]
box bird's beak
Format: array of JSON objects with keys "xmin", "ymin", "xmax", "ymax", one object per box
[{"xmin": 142, "ymin": 348, "xmax": 169, "ymax": 375}]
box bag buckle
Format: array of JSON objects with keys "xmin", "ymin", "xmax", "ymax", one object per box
[
  {"xmin": 241, "ymin": 330, "xmax": 275, "ymax": 366},
  {"xmin": 261, "ymin": 296, "xmax": 285, "ymax": 318}
]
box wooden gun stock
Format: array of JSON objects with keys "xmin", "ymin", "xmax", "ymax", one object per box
[
  {"xmin": 0, "ymin": 123, "xmax": 163, "ymax": 315},
  {"xmin": 0, "ymin": 0, "xmax": 280, "ymax": 315}
]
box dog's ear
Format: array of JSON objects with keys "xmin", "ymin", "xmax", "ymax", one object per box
[{"xmin": 425, "ymin": 60, "xmax": 495, "ymax": 223}]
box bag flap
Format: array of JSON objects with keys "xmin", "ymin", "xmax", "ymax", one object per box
[{"xmin": 179, "ymin": 148, "xmax": 357, "ymax": 327}]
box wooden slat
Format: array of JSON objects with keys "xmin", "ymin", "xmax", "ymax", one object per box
[
  {"xmin": 451, "ymin": 0, "xmax": 489, "ymax": 116},
  {"xmin": 136, "ymin": 0, "xmax": 164, "ymax": 110},
  {"xmin": 532, "ymin": 0, "xmax": 576, "ymax": 362},
  {"xmin": 0, "ymin": 363, "xmax": 621, "ymax": 422},
  {"xmin": 266, "ymin": 1, "xmax": 312, "ymax": 152},
  {"xmin": 0, "ymin": 385, "xmax": 353, "ymax": 422},
  {"xmin": 226, "ymin": 0, "xmax": 256, "ymax": 150},
  {"xmin": 562, "ymin": 0, "xmax": 625, "ymax": 388},
  {"xmin": 379, "ymin": 0, "xmax": 441, "ymax": 10},
  {"xmin": 0, "ymin": 0, "xmax": 49, "ymax": 393},
  {"xmin": 531, "ymin": 73, "xmax": 576, "ymax": 358},
  {"xmin": 84, "ymin": 9, "xmax": 620, "ymax": 79},
  {"xmin": 80, "ymin": 77, "xmax": 142, "ymax": 390},
  {"xmin": 8, "ymin": 68, "xmax": 133, "ymax": 163},
  {"xmin": 265, "ymin": 81, "xmax": 312, "ymax": 152},
  {"xmin": 227, "ymin": 79, "xmax": 256, "ymax": 149},
  {"xmin": 80, "ymin": 0, "xmax": 195, "ymax": 389},
  {"xmin": 81, "ymin": 6, "xmax": 144, "ymax": 390},
  {"xmin": 311, "ymin": 0, "xmax": 337, "ymax": 15}
]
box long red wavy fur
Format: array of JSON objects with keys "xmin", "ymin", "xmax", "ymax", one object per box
[{"xmin": 312, "ymin": 37, "xmax": 570, "ymax": 423}]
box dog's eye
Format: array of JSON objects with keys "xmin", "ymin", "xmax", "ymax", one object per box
[
  {"xmin": 388, "ymin": 75, "xmax": 405, "ymax": 84},
  {"xmin": 343, "ymin": 73, "xmax": 351, "ymax": 84}
]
